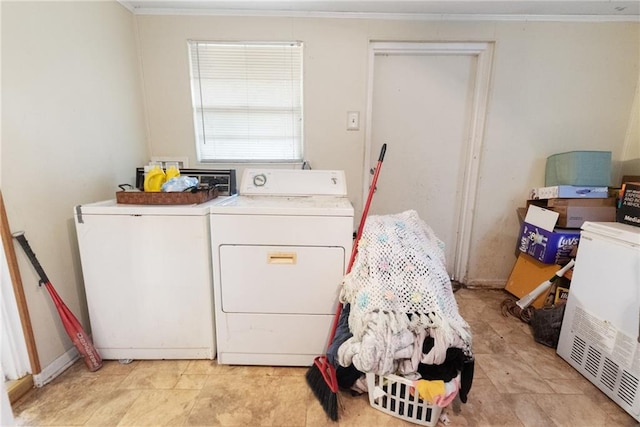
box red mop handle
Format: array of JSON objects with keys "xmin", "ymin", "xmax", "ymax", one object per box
[{"xmin": 326, "ymin": 143, "xmax": 386, "ymax": 346}]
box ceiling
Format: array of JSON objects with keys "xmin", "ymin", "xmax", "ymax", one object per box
[{"xmin": 120, "ymin": 1, "xmax": 640, "ymax": 19}]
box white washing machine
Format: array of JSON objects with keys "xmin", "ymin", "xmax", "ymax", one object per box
[
  {"xmin": 75, "ymin": 194, "xmax": 236, "ymax": 360},
  {"xmin": 210, "ymin": 169, "xmax": 354, "ymax": 366}
]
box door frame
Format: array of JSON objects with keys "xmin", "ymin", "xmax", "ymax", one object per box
[
  {"xmin": 1, "ymin": 191, "xmax": 40, "ymax": 403},
  {"xmin": 363, "ymin": 41, "xmax": 494, "ymax": 282}
]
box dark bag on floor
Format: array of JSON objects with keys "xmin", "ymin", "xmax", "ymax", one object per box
[{"xmin": 530, "ymin": 304, "xmax": 566, "ymax": 348}]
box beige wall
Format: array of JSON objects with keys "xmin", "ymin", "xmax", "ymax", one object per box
[
  {"xmin": 1, "ymin": 3, "xmax": 638, "ymax": 374},
  {"xmin": 621, "ymin": 74, "xmax": 640, "ymax": 177},
  {"xmin": 137, "ymin": 15, "xmax": 639, "ymax": 286},
  {"xmin": 1, "ymin": 1, "xmax": 147, "ymax": 370}
]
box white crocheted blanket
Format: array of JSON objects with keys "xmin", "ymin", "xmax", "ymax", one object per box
[{"xmin": 338, "ymin": 210, "xmax": 472, "ymax": 375}]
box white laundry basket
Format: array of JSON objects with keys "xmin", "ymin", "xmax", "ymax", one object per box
[{"xmin": 367, "ymin": 373, "xmax": 442, "ymax": 427}]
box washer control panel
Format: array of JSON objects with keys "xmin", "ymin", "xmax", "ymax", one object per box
[{"xmin": 135, "ymin": 168, "xmax": 237, "ymax": 196}]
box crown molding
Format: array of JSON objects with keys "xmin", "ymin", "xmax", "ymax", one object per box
[{"xmin": 124, "ymin": 7, "xmax": 639, "ymax": 22}]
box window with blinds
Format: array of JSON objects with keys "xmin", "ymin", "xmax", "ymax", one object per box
[{"xmin": 188, "ymin": 41, "xmax": 304, "ymax": 162}]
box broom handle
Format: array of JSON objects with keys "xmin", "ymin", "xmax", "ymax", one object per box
[
  {"xmin": 516, "ymin": 259, "xmax": 575, "ymax": 309},
  {"xmin": 12, "ymin": 231, "xmax": 49, "ymax": 285},
  {"xmin": 347, "ymin": 143, "xmax": 386, "ymax": 270},
  {"xmin": 326, "ymin": 143, "xmax": 386, "ymax": 346}
]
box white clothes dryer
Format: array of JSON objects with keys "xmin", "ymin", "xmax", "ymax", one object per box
[{"xmin": 210, "ymin": 169, "xmax": 354, "ymax": 366}]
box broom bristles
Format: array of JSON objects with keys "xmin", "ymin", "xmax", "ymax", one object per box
[{"xmin": 306, "ymin": 364, "xmax": 338, "ymax": 421}]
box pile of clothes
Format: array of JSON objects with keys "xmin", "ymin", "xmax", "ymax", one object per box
[{"xmin": 327, "ymin": 210, "xmax": 474, "ymax": 406}]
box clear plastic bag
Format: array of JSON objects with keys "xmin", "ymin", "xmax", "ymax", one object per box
[{"xmin": 161, "ymin": 176, "xmax": 198, "ymax": 192}]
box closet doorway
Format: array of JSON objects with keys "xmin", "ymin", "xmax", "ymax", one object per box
[{"xmin": 364, "ymin": 42, "xmax": 494, "ymax": 282}]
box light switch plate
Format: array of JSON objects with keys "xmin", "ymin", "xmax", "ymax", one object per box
[{"xmin": 347, "ymin": 111, "xmax": 359, "ymax": 130}]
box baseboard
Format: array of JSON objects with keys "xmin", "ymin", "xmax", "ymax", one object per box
[
  {"xmin": 464, "ymin": 279, "xmax": 506, "ymax": 289},
  {"xmin": 7, "ymin": 375, "xmax": 33, "ymax": 404},
  {"xmin": 33, "ymin": 346, "xmax": 79, "ymax": 387}
]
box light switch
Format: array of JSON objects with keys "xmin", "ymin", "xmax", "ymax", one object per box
[{"xmin": 347, "ymin": 111, "xmax": 359, "ymax": 130}]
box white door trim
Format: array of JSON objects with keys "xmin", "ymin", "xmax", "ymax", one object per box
[{"xmin": 363, "ymin": 41, "xmax": 494, "ymax": 282}]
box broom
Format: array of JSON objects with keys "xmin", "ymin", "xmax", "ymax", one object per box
[
  {"xmin": 306, "ymin": 143, "xmax": 386, "ymax": 421},
  {"xmin": 501, "ymin": 259, "xmax": 575, "ymax": 323}
]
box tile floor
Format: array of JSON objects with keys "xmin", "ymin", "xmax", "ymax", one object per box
[{"xmin": 10, "ymin": 289, "xmax": 639, "ymax": 426}]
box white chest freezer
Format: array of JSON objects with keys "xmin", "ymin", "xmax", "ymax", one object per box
[{"xmin": 557, "ymin": 221, "xmax": 640, "ymax": 421}]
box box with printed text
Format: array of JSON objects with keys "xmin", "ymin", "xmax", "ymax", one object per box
[
  {"xmin": 616, "ymin": 182, "xmax": 640, "ymax": 228},
  {"xmin": 517, "ymin": 205, "xmax": 581, "ymax": 264},
  {"xmin": 529, "ymin": 185, "xmax": 609, "ymax": 200}
]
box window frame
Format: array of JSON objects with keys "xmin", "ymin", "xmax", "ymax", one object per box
[{"xmin": 188, "ymin": 40, "xmax": 304, "ymax": 164}]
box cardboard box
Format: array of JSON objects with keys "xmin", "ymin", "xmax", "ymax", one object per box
[
  {"xmin": 529, "ymin": 185, "xmax": 609, "ymax": 200},
  {"xmin": 505, "ymin": 253, "xmax": 561, "ymax": 309},
  {"xmin": 554, "ymin": 206, "xmax": 616, "ymax": 228},
  {"xmin": 527, "ymin": 198, "xmax": 617, "ymax": 228},
  {"xmin": 517, "ymin": 205, "xmax": 581, "ymax": 264},
  {"xmin": 616, "ymin": 182, "xmax": 640, "ymax": 228},
  {"xmin": 540, "ymin": 197, "xmax": 616, "ymax": 208},
  {"xmin": 545, "ymin": 150, "xmax": 611, "ymax": 187},
  {"xmin": 514, "ymin": 207, "xmax": 527, "ymax": 257},
  {"xmin": 622, "ymin": 175, "xmax": 640, "ymax": 185}
]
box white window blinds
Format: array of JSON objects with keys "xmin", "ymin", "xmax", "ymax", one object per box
[{"xmin": 188, "ymin": 41, "xmax": 303, "ymax": 162}]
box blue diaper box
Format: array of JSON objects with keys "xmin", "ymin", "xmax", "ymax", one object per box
[
  {"xmin": 518, "ymin": 205, "xmax": 581, "ymax": 264},
  {"xmin": 545, "ymin": 150, "xmax": 611, "ymax": 187}
]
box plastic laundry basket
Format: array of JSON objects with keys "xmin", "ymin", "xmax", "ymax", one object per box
[{"xmin": 367, "ymin": 373, "xmax": 442, "ymax": 427}]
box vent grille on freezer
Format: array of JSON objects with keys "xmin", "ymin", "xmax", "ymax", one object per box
[
  {"xmin": 569, "ymin": 335, "xmax": 640, "ymax": 412},
  {"xmin": 619, "ymin": 371, "xmax": 639, "ymax": 406},
  {"xmin": 585, "ymin": 346, "xmax": 602, "ymax": 377},
  {"xmin": 571, "ymin": 336, "xmax": 586, "ymax": 364},
  {"xmin": 601, "ymin": 358, "xmax": 618, "ymax": 391}
]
